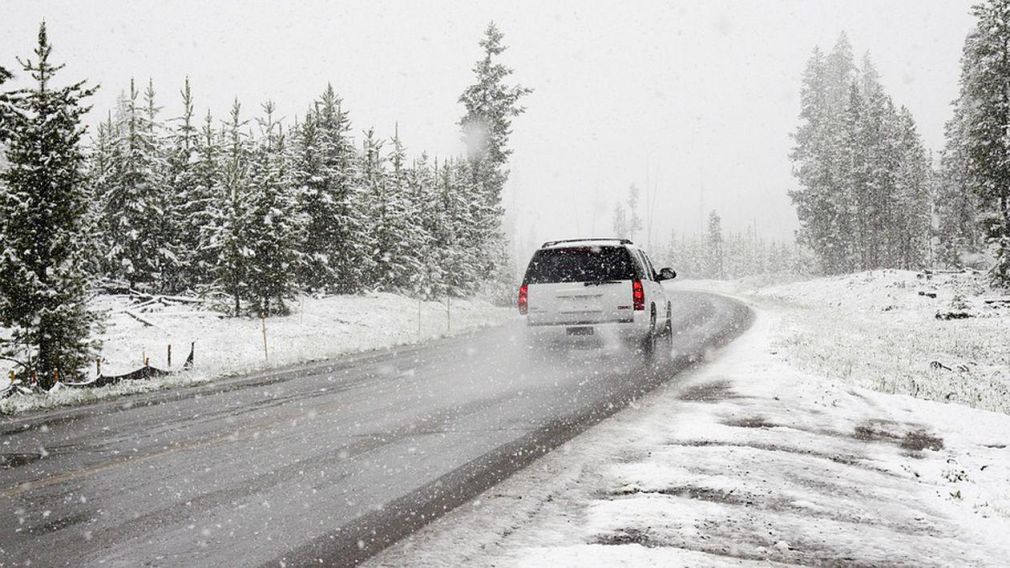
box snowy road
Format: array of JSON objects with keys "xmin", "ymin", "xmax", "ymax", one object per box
[{"xmin": 0, "ymin": 290, "xmax": 750, "ymax": 567}]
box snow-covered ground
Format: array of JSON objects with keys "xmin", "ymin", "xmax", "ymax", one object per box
[
  {"xmin": 735, "ymin": 270, "xmax": 1009, "ymax": 415},
  {"xmin": 369, "ymin": 272, "xmax": 1010, "ymax": 567},
  {"xmin": 1, "ymin": 292, "xmax": 512, "ymax": 415}
]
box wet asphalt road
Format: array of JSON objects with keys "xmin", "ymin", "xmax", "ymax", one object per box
[{"xmin": 0, "ymin": 290, "xmax": 751, "ymax": 567}]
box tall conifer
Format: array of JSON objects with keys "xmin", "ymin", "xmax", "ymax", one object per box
[{"xmin": 0, "ymin": 23, "xmax": 99, "ymax": 385}]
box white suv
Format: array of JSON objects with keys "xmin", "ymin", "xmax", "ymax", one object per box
[{"xmin": 518, "ymin": 238, "xmax": 676, "ymax": 353}]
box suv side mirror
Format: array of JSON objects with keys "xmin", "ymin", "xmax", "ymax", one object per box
[{"xmin": 658, "ymin": 267, "xmax": 677, "ymax": 281}]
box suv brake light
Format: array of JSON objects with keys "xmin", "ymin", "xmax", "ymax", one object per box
[
  {"xmin": 632, "ymin": 279, "xmax": 645, "ymax": 311},
  {"xmin": 518, "ymin": 283, "xmax": 529, "ymax": 314}
]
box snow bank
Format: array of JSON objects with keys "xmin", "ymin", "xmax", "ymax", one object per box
[
  {"xmin": 751, "ymin": 269, "xmax": 1010, "ymax": 415},
  {"xmin": 1, "ymin": 292, "xmax": 512, "ymax": 415}
]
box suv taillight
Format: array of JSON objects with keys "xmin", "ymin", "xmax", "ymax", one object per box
[
  {"xmin": 518, "ymin": 283, "xmax": 528, "ymax": 314},
  {"xmin": 632, "ymin": 279, "xmax": 645, "ymax": 311}
]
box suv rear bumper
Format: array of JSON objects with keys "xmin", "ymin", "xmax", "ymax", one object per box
[
  {"xmin": 526, "ymin": 316, "xmax": 633, "ymax": 326},
  {"xmin": 523, "ymin": 312, "xmax": 652, "ymax": 342}
]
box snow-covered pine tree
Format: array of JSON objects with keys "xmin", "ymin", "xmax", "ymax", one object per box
[
  {"xmin": 142, "ymin": 80, "xmax": 177, "ymax": 288},
  {"xmin": 855, "ymin": 56, "xmax": 898, "ymax": 270},
  {"xmin": 357, "ymin": 128, "xmax": 386, "ymax": 289},
  {"xmin": 612, "ymin": 204, "xmax": 629, "ymax": 238},
  {"xmin": 459, "ymin": 23, "xmax": 530, "ymax": 206},
  {"xmin": 88, "ymin": 112, "xmax": 117, "ymax": 274},
  {"xmin": 215, "ymin": 100, "xmax": 252, "ymax": 315},
  {"xmin": 892, "ymin": 107, "xmax": 932, "ymax": 269},
  {"xmin": 190, "ymin": 109, "xmax": 224, "ymax": 286},
  {"xmin": 688, "ymin": 234, "xmax": 706, "ymax": 276},
  {"xmin": 101, "ymin": 78, "xmax": 173, "ymax": 290},
  {"xmin": 407, "ymin": 153, "xmax": 443, "ymax": 299},
  {"xmin": 824, "ymin": 33, "xmax": 855, "ymax": 113},
  {"xmin": 383, "ymin": 127, "xmax": 426, "ymax": 291},
  {"xmin": 288, "ymin": 104, "xmax": 322, "ymax": 289},
  {"xmin": 243, "ymin": 101, "xmax": 299, "ymax": 316},
  {"xmin": 0, "ymin": 23, "xmax": 99, "ymax": 386},
  {"xmin": 459, "ymin": 22, "xmax": 531, "ymax": 294},
  {"xmin": 706, "ymin": 211, "xmax": 724, "ymax": 279},
  {"xmin": 823, "ymin": 34, "xmax": 857, "ymax": 272},
  {"xmin": 790, "ymin": 45, "xmax": 852, "ymax": 274},
  {"xmin": 165, "ymin": 77, "xmax": 202, "ymax": 291},
  {"xmin": 838, "ymin": 83, "xmax": 867, "ymax": 272},
  {"xmin": 455, "ymin": 156, "xmax": 491, "ymax": 294},
  {"xmin": 951, "ymin": 0, "xmax": 1010, "ymax": 286},
  {"xmin": 936, "ymin": 100, "xmax": 984, "ymax": 268},
  {"xmin": 660, "ymin": 230, "xmax": 680, "ymax": 271},
  {"xmin": 294, "ymin": 85, "xmax": 361, "ymax": 293},
  {"xmin": 0, "ymin": 63, "xmax": 12, "ymax": 145},
  {"xmin": 436, "ymin": 157, "xmax": 469, "ymax": 296}
]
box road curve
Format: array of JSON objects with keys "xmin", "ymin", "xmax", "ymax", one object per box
[{"xmin": 0, "ymin": 290, "xmax": 751, "ymax": 567}]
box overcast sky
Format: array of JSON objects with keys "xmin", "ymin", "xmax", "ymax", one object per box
[{"xmin": 2, "ymin": 0, "xmax": 976, "ymax": 255}]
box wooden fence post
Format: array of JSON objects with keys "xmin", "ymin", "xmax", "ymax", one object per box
[{"xmin": 261, "ymin": 315, "xmax": 269, "ymax": 362}]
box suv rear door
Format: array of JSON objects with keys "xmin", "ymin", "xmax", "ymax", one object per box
[{"xmin": 523, "ymin": 245, "xmax": 640, "ymax": 326}]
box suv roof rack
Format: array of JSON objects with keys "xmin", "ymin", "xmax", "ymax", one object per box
[{"xmin": 540, "ymin": 238, "xmax": 633, "ymax": 248}]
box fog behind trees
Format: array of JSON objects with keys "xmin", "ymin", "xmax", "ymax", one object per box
[{"xmin": 0, "ymin": 0, "xmax": 976, "ymax": 258}]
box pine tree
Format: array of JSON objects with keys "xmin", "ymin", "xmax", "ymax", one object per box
[
  {"xmin": 936, "ymin": 99, "xmax": 984, "ymax": 267},
  {"xmin": 216, "ymin": 100, "xmax": 251, "ymax": 315},
  {"xmin": 293, "ymin": 85, "xmax": 361, "ymax": 293},
  {"xmin": 790, "ymin": 45, "xmax": 852, "ymax": 274},
  {"xmin": 706, "ymin": 211, "xmax": 724, "ymax": 279},
  {"xmin": 893, "ymin": 107, "xmax": 932, "ymax": 269},
  {"xmin": 407, "ymin": 153, "xmax": 443, "ymax": 299},
  {"xmin": 88, "ymin": 112, "xmax": 116, "ymax": 271},
  {"xmin": 437, "ymin": 157, "xmax": 472, "ymax": 296},
  {"xmin": 190, "ymin": 109, "xmax": 223, "ymax": 285},
  {"xmin": 612, "ymin": 204, "xmax": 629, "ymax": 238},
  {"xmin": 459, "ymin": 22, "xmax": 531, "ymax": 293},
  {"xmin": 358, "ymin": 128, "xmax": 386, "ymax": 287},
  {"xmin": 822, "ymin": 34, "xmax": 858, "ymax": 272},
  {"xmin": 855, "ymin": 57, "xmax": 894, "ymax": 269},
  {"xmin": 361, "ymin": 127, "xmax": 426, "ymax": 291},
  {"xmin": 950, "ymin": 0, "xmax": 1010, "ymax": 285},
  {"xmin": 165, "ymin": 77, "xmax": 201, "ymax": 291},
  {"xmin": 0, "ymin": 63, "xmax": 13, "ymax": 145},
  {"xmin": 459, "ymin": 22, "xmax": 532, "ymax": 205},
  {"xmin": 825, "ymin": 33, "xmax": 855, "ymax": 111},
  {"xmin": 244, "ymin": 101, "xmax": 299, "ymax": 316},
  {"xmin": 100, "ymin": 78, "xmax": 173, "ymax": 289},
  {"xmin": 0, "ymin": 23, "xmax": 99, "ymax": 386},
  {"xmin": 382, "ymin": 127, "xmax": 425, "ymax": 291}
]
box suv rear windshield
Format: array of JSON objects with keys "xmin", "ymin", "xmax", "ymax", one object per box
[{"xmin": 523, "ymin": 246, "xmax": 638, "ymax": 284}]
